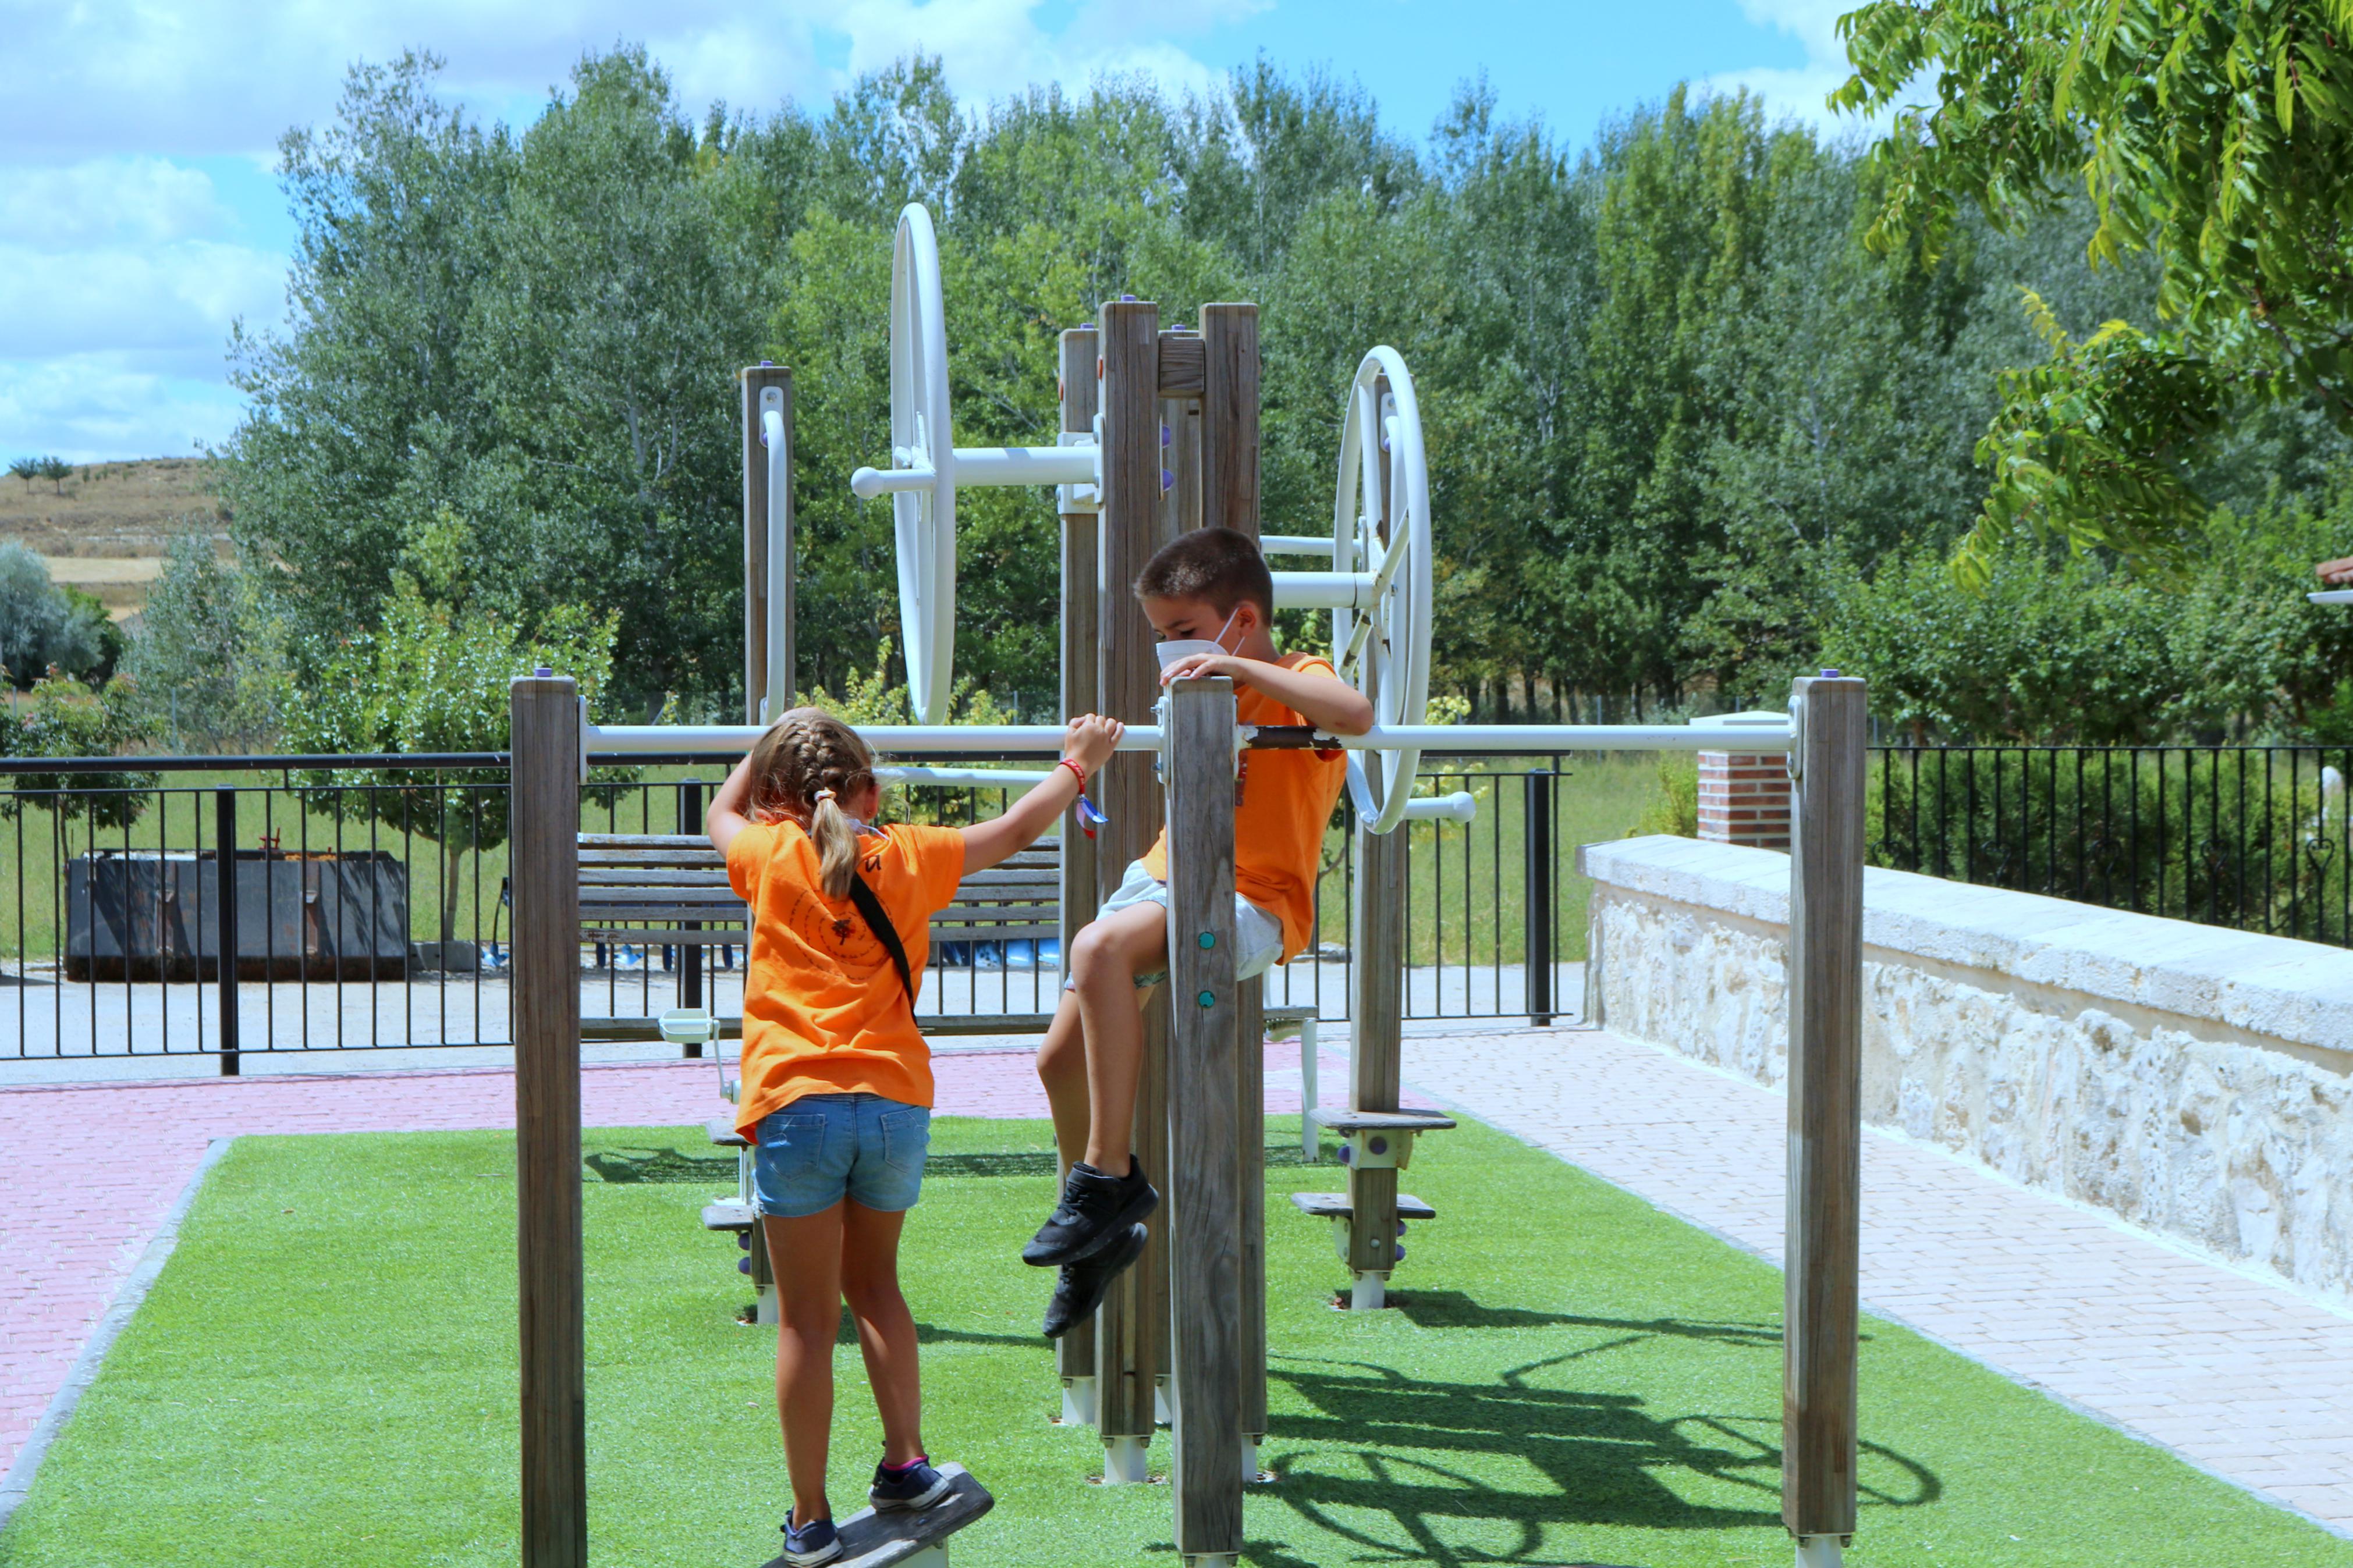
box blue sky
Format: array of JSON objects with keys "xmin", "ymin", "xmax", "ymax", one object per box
[{"xmin": 0, "ymin": 0, "xmax": 1857, "ymax": 463}]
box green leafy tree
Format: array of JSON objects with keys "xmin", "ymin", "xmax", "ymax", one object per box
[
  {"xmin": 34, "ymin": 457, "xmax": 72, "ymax": 496},
  {"xmin": 7, "ymin": 458, "xmax": 37, "ymax": 492},
  {"xmin": 2, "ymin": 674, "xmax": 159, "ymax": 829},
  {"xmin": 123, "ymin": 532, "xmax": 288, "ymax": 749},
  {"xmin": 285, "ymin": 580, "xmax": 619, "ymax": 947},
  {"xmin": 0, "ymin": 542, "xmax": 121, "ymax": 689},
  {"xmin": 1836, "ymin": 0, "xmax": 2353, "ymax": 579}
]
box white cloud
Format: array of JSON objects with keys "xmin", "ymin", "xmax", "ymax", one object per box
[
  {"xmin": 0, "ymin": 0, "xmax": 1252, "ymax": 458},
  {"xmin": 0, "ymin": 240, "xmax": 285, "ymax": 371},
  {"xmin": 0, "ymin": 355, "xmax": 249, "ymax": 463},
  {"xmin": 0, "ymin": 158, "xmax": 238, "ymax": 248},
  {"xmin": 1704, "ymin": 0, "xmax": 1873, "ymax": 133}
]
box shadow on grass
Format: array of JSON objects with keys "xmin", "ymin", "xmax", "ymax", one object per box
[
  {"xmin": 807, "ymin": 1312, "xmax": 1039, "ymax": 1349},
  {"xmin": 1255, "ymin": 1352, "xmax": 1937, "ymax": 1566}
]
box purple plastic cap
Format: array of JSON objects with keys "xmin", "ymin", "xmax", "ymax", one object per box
[
  {"xmin": 760, "ymin": 359, "xmax": 773, "ymax": 367},
  {"xmin": 534, "ymin": 666, "xmax": 553, "ymax": 678},
  {"xmin": 1820, "ymin": 668, "xmax": 1841, "ymax": 678},
  {"xmin": 1120, "ymin": 293, "xmax": 1137, "ymax": 302}
]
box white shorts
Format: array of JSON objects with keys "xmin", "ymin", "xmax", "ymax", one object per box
[{"xmin": 1067, "ymin": 858, "xmax": 1286, "ymax": 991}]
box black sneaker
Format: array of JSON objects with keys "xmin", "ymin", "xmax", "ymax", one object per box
[
  {"xmin": 1022, "ymin": 1160, "xmax": 1157, "ymax": 1267},
  {"xmin": 868, "ymin": 1455, "xmax": 954, "ymax": 1511},
  {"xmin": 779, "ymin": 1510, "xmax": 840, "ymax": 1567},
  {"xmin": 1044, "ymin": 1221, "xmax": 1148, "ymax": 1338}
]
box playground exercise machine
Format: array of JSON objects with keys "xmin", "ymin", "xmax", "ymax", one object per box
[{"xmin": 503, "ymin": 203, "xmax": 1871, "ymax": 1568}]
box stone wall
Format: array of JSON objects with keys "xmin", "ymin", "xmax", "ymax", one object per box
[{"xmin": 1581, "ymin": 835, "xmax": 2353, "ymax": 1306}]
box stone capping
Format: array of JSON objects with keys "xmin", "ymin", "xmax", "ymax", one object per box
[{"xmin": 1578, "ymin": 835, "xmax": 2353, "ymax": 1062}]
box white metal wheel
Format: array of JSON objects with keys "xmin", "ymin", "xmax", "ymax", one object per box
[
  {"xmin": 886, "ymin": 204, "xmax": 957, "ymax": 724},
  {"xmin": 1330, "ymin": 347, "xmax": 1433, "ymax": 834}
]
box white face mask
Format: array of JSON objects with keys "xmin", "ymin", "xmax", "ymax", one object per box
[{"xmin": 1152, "ymin": 606, "xmax": 1243, "ymax": 671}]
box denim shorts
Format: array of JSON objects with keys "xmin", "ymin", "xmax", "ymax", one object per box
[
  {"xmin": 1066, "ymin": 858, "xmax": 1286, "ymax": 991},
  {"xmin": 753, "ymin": 1093, "xmax": 931, "ymax": 1218}
]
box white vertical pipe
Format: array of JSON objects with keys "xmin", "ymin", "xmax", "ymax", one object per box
[{"xmin": 761, "ymin": 401, "xmax": 790, "ymax": 722}]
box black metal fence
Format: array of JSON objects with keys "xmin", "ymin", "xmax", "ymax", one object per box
[
  {"xmin": 0, "ymin": 751, "xmax": 1593, "ymax": 1069},
  {"xmin": 1870, "ymin": 744, "xmax": 2353, "ymax": 946}
]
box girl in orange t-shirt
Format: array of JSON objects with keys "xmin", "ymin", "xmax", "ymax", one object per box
[{"xmin": 708, "ymin": 706, "xmax": 1122, "ymax": 1566}]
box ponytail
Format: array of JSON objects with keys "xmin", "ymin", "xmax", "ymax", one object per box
[
  {"xmin": 743, "ymin": 706, "xmax": 882, "ymax": 901},
  {"xmin": 809, "ymin": 788, "xmax": 861, "ymax": 900}
]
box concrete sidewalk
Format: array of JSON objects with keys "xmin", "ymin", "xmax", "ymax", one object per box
[{"xmin": 1400, "ymin": 1024, "xmax": 2353, "ymax": 1535}]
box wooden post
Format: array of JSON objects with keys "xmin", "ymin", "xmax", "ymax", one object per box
[
  {"xmin": 1783, "ymin": 673, "xmax": 1866, "ymax": 1558},
  {"xmin": 1094, "ymin": 298, "xmax": 1164, "ymax": 1475},
  {"xmin": 1055, "ymin": 325, "xmax": 1103, "ymax": 1414},
  {"xmin": 1198, "ymin": 301, "xmax": 1267, "ymax": 1457},
  {"xmin": 741, "ymin": 364, "xmax": 794, "ymax": 723},
  {"xmin": 511, "ymin": 673, "xmax": 585, "ymax": 1568},
  {"xmin": 1343, "ymin": 369, "xmax": 1404, "ymax": 1310},
  {"xmin": 1198, "ymin": 305, "xmax": 1259, "ymax": 536},
  {"xmin": 1163, "ymin": 675, "xmax": 1244, "ymax": 1560}
]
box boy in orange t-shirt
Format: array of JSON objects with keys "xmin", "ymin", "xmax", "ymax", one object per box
[
  {"xmin": 1024, "ymin": 527, "xmax": 1371, "ymax": 1336},
  {"xmin": 709, "ymin": 705, "xmax": 1121, "ymax": 1565}
]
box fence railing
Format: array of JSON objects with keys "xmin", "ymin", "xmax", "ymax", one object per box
[
  {"xmin": 0, "ymin": 750, "xmax": 1605, "ymax": 1069},
  {"xmin": 1869, "ymin": 744, "xmax": 2353, "ymax": 947}
]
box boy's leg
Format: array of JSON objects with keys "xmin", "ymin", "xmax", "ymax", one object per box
[
  {"xmin": 765, "ymin": 1206, "xmax": 846, "ymax": 1524},
  {"xmin": 1034, "ymin": 990, "xmax": 1089, "ymax": 1171},
  {"xmin": 839, "ymin": 1201, "xmax": 924, "ymax": 1466},
  {"xmin": 1069, "ymin": 900, "xmax": 1171, "ymax": 1176}
]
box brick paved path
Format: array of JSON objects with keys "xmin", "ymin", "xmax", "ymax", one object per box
[
  {"xmin": 1399, "ymin": 1025, "xmax": 2353, "ymax": 1535},
  {"xmin": 0, "ymin": 1041, "xmax": 1344, "ymax": 1491}
]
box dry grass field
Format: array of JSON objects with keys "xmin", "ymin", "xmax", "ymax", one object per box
[{"xmin": 0, "ymin": 457, "xmax": 225, "ymax": 619}]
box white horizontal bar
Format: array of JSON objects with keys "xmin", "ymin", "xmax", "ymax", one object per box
[
  {"xmin": 1260, "ymin": 534, "xmax": 1335, "ymax": 557},
  {"xmin": 1270, "ymin": 571, "xmax": 1375, "ymax": 610},
  {"xmin": 1404, "ymin": 791, "xmax": 1477, "ymax": 823},
  {"xmin": 875, "ymin": 765, "xmax": 1055, "ymax": 787},
  {"xmin": 2311, "ymin": 590, "xmax": 2353, "ymax": 605},
  {"xmin": 584, "ymin": 719, "xmax": 1790, "ymax": 756},
  {"xmin": 949, "ymin": 445, "xmax": 1098, "ymax": 485},
  {"xmin": 849, "ymin": 463, "xmax": 936, "ymax": 499}
]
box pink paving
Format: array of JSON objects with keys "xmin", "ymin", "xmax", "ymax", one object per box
[{"xmin": 0, "ymin": 1041, "xmax": 1355, "ymax": 1483}]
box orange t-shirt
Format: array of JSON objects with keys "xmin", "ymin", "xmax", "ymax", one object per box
[
  {"xmin": 1140, "ymin": 652, "xmax": 1347, "ymax": 959},
  {"xmin": 726, "ymin": 819, "xmax": 967, "ymax": 1139}
]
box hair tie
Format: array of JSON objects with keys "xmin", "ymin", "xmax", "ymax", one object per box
[{"xmin": 813, "ymin": 788, "xmax": 836, "ymax": 803}]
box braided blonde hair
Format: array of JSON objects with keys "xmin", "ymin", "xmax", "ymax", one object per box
[{"xmin": 746, "ymin": 707, "xmax": 879, "ymax": 899}]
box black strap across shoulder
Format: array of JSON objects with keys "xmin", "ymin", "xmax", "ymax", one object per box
[{"xmin": 843, "ymin": 870, "xmax": 915, "ymax": 1005}]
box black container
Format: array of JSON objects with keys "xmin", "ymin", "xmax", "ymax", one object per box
[{"xmin": 65, "ymin": 850, "xmax": 410, "ymax": 982}]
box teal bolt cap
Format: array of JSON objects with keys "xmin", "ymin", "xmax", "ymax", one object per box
[
  {"xmin": 1197, "ymin": 931, "xmax": 1216, "ymax": 949},
  {"xmin": 1196, "ymin": 989, "xmax": 1216, "ymax": 1008}
]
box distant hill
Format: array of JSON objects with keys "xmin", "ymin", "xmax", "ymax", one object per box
[{"xmin": 0, "ymin": 457, "xmax": 226, "ymax": 620}]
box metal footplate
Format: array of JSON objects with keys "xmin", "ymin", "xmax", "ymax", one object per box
[
  {"xmin": 757, "ymin": 1463, "xmax": 995, "ymax": 1568},
  {"xmin": 1306, "ymin": 1107, "xmax": 1455, "ymax": 1170}
]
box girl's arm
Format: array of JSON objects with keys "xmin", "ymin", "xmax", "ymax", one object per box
[
  {"xmin": 959, "ymin": 716, "xmax": 1123, "ymax": 873},
  {"xmin": 705, "ymin": 749, "xmax": 761, "ymax": 855},
  {"xmin": 1156, "ymin": 653, "xmax": 1374, "ymax": 735}
]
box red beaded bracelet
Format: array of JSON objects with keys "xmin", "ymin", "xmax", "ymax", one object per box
[{"xmin": 1057, "ymin": 757, "xmax": 1088, "ymax": 790}]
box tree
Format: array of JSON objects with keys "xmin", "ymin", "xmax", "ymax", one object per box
[
  {"xmin": 7, "ymin": 458, "xmax": 37, "ymax": 492},
  {"xmin": 122, "ymin": 532, "xmax": 287, "ymax": 749},
  {"xmin": 32, "ymin": 457, "xmax": 71, "ymax": 496},
  {"xmin": 1, "ymin": 674, "xmax": 159, "ymax": 829},
  {"xmin": 1836, "ymin": 0, "xmax": 2353, "ymax": 581},
  {"xmin": 285, "ymin": 577, "xmax": 619, "ymax": 948},
  {"xmin": 0, "ymin": 542, "xmax": 120, "ymax": 689}
]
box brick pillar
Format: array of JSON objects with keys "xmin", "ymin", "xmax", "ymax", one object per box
[{"xmin": 1698, "ymin": 751, "xmax": 1791, "ymax": 849}]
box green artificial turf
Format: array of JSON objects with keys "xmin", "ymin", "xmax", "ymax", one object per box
[{"xmin": 5, "ymin": 1115, "xmax": 2344, "ymax": 1568}]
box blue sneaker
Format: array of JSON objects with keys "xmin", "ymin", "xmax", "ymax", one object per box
[
  {"xmin": 868, "ymin": 1455, "xmax": 954, "ymax": 1511},
  {"xmin": 779, "ymin": 1510, "xmax": 840, "ymax": 1566}
]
